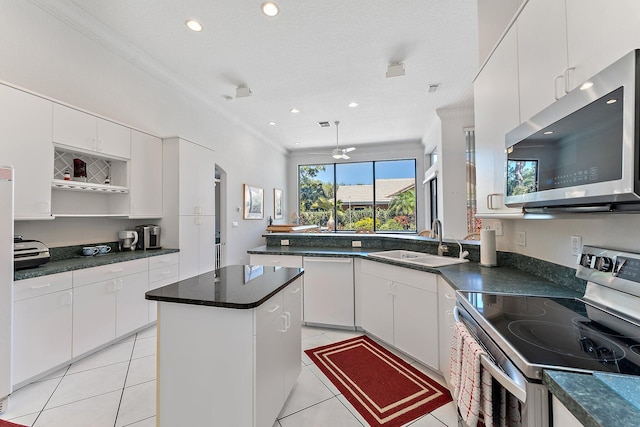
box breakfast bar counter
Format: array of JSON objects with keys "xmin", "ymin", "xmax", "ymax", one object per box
[{"xmin": 146, "ymin": 265, "xmax": 304, "ymax": 427}]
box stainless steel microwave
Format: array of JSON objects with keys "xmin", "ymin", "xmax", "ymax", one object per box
[{"xmin": 504, "ymin": 49, "xmax": 640, "ymax": 212}]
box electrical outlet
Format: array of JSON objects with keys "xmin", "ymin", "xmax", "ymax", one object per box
[
  {"xmin": 352, "ymin": 241, "xmax": 362, "ymax": 248},
  {"xmin": 280, "ymin": 239, "xmax": 289, "ymax": 246},
  {"xmin": 571, "ymin": 235, "xmax": 582, "ymax": 256},
  {"xmin": 517, "ymin": 231, "xmax": 526, "ymax": 246},
  {"xmin": 493, "ymin": 221, "xmax": 503, "ymax": 236}
]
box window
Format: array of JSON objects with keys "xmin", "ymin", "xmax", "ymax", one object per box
[
  {"xmin": 298, "ymin": 159, "xmax": 417, "ymax": 233},
  {"xmin": 465, "ymin": 129, "xmax": 481, "ymax": 233}
]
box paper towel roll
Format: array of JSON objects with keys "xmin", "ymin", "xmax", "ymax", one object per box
[{"xmin": 480, "ymin": 229, "xmax": 497, "ymax": 267}]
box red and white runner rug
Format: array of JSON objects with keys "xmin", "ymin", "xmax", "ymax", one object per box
[
  {"xmin": 305, "ymin": 335, "xmax": 452, "ymax": 427},
  {"xmin": 0, "ymin": 420, "xmax": 27, "ymax": 427}
]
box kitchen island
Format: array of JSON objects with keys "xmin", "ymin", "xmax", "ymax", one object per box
[{"xmin": 146, "ymin": 265, "xmax": 304, "ymax": 427}]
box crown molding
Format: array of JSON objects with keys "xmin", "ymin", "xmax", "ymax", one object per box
[{"xmin": 26, "ymin": 0, "xmax": 287, "ymax": 155}]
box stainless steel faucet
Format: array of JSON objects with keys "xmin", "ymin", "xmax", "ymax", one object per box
[{"xmin": 431, "ymin": 219, "xmax": 448, "ymax": 256}]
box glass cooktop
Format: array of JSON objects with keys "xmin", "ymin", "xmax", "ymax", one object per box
[{"xmin": 458, "ymin": 292, "xmax": 640, "ymax": 376}]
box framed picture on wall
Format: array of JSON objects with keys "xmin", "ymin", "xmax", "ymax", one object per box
[
  {"xmin": 274, "ymin": 188, "xmax": 283, "ymax": 219},
  {"xmin": 243, "ymin": 184, "xmax": 264, "ymax": 219}
]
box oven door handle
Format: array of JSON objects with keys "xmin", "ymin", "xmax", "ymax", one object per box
[
  {"xmin": 453, "ymin": 306, "xmax": 527, "ymax": 402},
  {"xmin": 480, "ymin": 354, "xmax": 527, "ymax": 402}
]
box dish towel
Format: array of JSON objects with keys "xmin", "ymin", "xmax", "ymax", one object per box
[{"xmin": 450, "ymin": 321, "xmax": 494, "ymax": 427}]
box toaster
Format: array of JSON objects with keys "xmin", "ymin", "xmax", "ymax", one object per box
[
  {"xmin": 14, "ymin": 236, "xmax": 50, "ymax": 270},
  {"xmin": 135, "ymin": 225, "xmax": 161, "ymax": 250}
]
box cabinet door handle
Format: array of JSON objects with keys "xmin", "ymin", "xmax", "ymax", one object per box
[
  {"xmin": 387, "ymin": 282, "xmax": 396, "ymax": 296},
  {"xmin": 194, "ymin": 206, "xmax": 202, "ymax": 215},
  {"xmin": 281, "ymin": 314, "xmax": 288, "ymax": 332},
  {"xmin": 110, "ymin": 268, "xmax": 125, "ymax": 273},
  {"xmin": 290, "ymin": 286, "xmax": 301, "ymax": 295},
  {"xmin": 563, "ymin": 67, "xmax": 575, "ymax": 94},
  {"xmin": 553, "ymin": 74, "xmax": 564, "ymax": 100},
  {"xmin": 31, "ymin": 283, "xmax": 51, "ymax": 289},
  {"xmin": 62, "ymin": 291, "xmax": 73, "ymax": 305},
  {"xmin": 284, "ymin": 311, "xmax": 291, "ymax": 329},
  {"xmin": 267, "ymin": 304, "xmax": 280, "ymax": 313},
  {"xmin": 487, "ymin": 193, "xmax": 502, "ymax": 210},
  {"xmin": 160, "ymin": 271, "xmax": 172, "ymax": 275},
  {"xmin": 445, "ymin": 293, "xmax": 455, "ymax": 300}
]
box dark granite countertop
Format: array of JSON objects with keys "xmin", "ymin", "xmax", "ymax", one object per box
[
  {"xmin": 248, "ymin": 245, "xmax": 581, "ymax": 297},
  {"xmin": 14, "ymin": 248, "xmax": 180, "ymax": 281},
  {"xmin": 145, "ymin": 264, "xmax": 304, "ymax": 309},
  {"xmin": 544, "ymin": 370, "xmax": 640, "ymax": 427}
]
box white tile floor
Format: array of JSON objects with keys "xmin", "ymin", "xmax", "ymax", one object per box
[{"xmin": 0, "ymin": 325, "xmax": 459, "ymax": 427}]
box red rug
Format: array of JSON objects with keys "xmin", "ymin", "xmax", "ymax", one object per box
[
  {"xmin": 0, "ymin": 420, "xmax": 27, "ymax": 427},
  {"xmin": 305, "ymin": 335, "xmax": 452, "ymax": 427}
]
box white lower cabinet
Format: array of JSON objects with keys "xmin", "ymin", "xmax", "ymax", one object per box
[
  {"xmin": 72, "ymin": 259, "xmax": 148, "ymax": 357},
  {"xmin": 302, "ymin": 257, "xmax": 354, "ymax": 327},
  {"xmin": 249, "ymin": 254, "xmax": 303, "ymax": 269},
  {"xmin": 157, "ymin": 276, "xmax": 302, "ymax": 427},
  {"xmin": 552, "ymin": 395, "xmax": 582, "ymax": 427},
  {"xmin": 12, "ymin": 272, "xmax": 73, "ymax": 386},
  {"xmin": 360, "ymin": 260, "xmax": 439, "ymax": 369},
  {"xmin": 437, "ymin": 278, "xmax": 457, "ymax": 385}
]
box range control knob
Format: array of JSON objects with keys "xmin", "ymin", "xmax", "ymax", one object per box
[
  {"xmin": 580, "ymin": 254, "xmax": 593, "ymax": 267},
  {"xmin": 595, "ymin": 256, "xmax": 613, "ymax": 272}
]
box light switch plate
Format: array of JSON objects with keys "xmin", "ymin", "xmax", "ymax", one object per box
[
  {"xmin": 352, "ymin": 241, "xmax": 362, "ymax": 248},
  {"xmin": 517, "ymin": 231, "xmax": 526, "ymax": 246},
  {"xmin": 281, "ymin": 239, "xmax": 290, "ymax": 246}
]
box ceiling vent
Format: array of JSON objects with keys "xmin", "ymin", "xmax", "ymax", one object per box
[{"xmin": 318, "ymin": 121, "xmax": 331, "ymax": 128}]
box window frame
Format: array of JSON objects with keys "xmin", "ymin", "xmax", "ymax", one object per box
[{"xmin": 297, "ymin": 158, "xmax": 418, "ymax": 234}]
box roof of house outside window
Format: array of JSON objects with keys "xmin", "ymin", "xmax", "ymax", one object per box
[{"xmin": 335, "ymin": 178, "xmax": 415, "ymax": 205}]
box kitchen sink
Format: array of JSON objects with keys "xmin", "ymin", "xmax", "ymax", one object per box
[{"xmin": 368, "ymin": 250, "xmax": 469, "ymax": 267}]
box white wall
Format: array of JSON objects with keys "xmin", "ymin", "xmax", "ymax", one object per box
[
  {"xmin": 4, "ymin": 1, "xmax": 286, "ymax": 264},
  {"xmin": 422, "ymin": 106, "xmax": 474, "ymax": 239},
  {"xmin": 287, "ymin": 141, "xmax": 425, "ymax": 229}
]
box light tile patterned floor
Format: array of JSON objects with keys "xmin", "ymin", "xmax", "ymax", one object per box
[{"xmin": 0, "ymin": 325, "xmax": 459, "ymax": 427}]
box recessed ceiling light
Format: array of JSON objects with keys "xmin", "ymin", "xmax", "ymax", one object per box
[
  {"xmin": 543, "ymin": 131, "xmax": 554, "ymax": 135},
  {"xmin": 268, "ymin": 121, "xmax": 276, "ymax": 126},
  {"xmin": 293, "ymin": 141, "xmax": 301, "ymax": 145},
  {"xmin": 348, "ymin": 102, "xmax": 359, "ymax": 108},
  {"xmin": 606, "ymin": 99, "xmax": 618, "ymax": 104},
  {"xmin": 185, "ymin": 19, "xmax": 203, "ymax": 32},
  {"xmin": 261, "ymin": 2, "xmax": 279, "ymax": 17},
  {"xmin": 290, "ymin": 108, "xmax": 300, "ymax": 114}
]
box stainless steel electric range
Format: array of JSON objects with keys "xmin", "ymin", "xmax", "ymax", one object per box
[{"xmin": 455, "ymin": 245, "xmax": 640, "ymax": 426}]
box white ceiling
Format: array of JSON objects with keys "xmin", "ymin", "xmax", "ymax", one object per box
[{"xmin": 32, "ymin": 0, "xmax": 479, "ymax": 152}]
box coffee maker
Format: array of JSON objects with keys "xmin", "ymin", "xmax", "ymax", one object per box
[{"xmin": 118, "ymin": 230, "xmax": 138, "ymax": 251}]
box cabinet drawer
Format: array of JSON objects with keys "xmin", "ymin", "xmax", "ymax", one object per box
[
  {"xmin": 254, "ymin": 290, "xmax": 283, "ymax": 335},
  {"xmin": 73, "ymin": 258, "xmax": 148, "ymax": 287},
  {"xmin": 149, "ymin": 263, "xmax": 180, "ymax": 285},
  {"xmin": 13, "ymin": 272, "xmax": 72, "ymax": 301},
  {"xmin": 362, "ymin": 260, "xmax": 437, "ymax": 293},
  {"xmin": 250, "ymin": 254, "xmax": 303, "ymax": 268},
  {"xmin": 149, "ymin": 253, "xmax": 179, "ymax": 270}
]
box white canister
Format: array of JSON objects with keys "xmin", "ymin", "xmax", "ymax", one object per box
[{"xmin": 480, "ymin": 229, "xmax": 497, "ymax": 267}]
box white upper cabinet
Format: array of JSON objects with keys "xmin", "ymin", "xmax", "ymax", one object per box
[
  {"xmin": 129, "ymin": 130, "xmax": 163, "ymax": 218},
  {"xmin": 565, "ymin": 0, "xmax": 640, "ymax": 91},
  {"xmin": 53, "ymin": 103, "xmax": 131, "ymax": 159},
  {"xmin": 517, "ymin": 0, "xmax": 569, "ymax": 121},
  {"xmin": 474, "ymin": 25, "xmax": 522, "ymax": 216},
  {"xmin": 0, "ymin": 84, "xmax": 53, "ymax": 219}
]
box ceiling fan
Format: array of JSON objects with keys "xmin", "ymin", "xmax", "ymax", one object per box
[{"xmin": 311, "ymin": 121, "xmax": 356, "ymax": 159}]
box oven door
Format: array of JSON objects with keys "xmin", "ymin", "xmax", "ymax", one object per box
[{"xmin": 454, "ymin": 305, "xmax": 549, "ymax": 427}]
